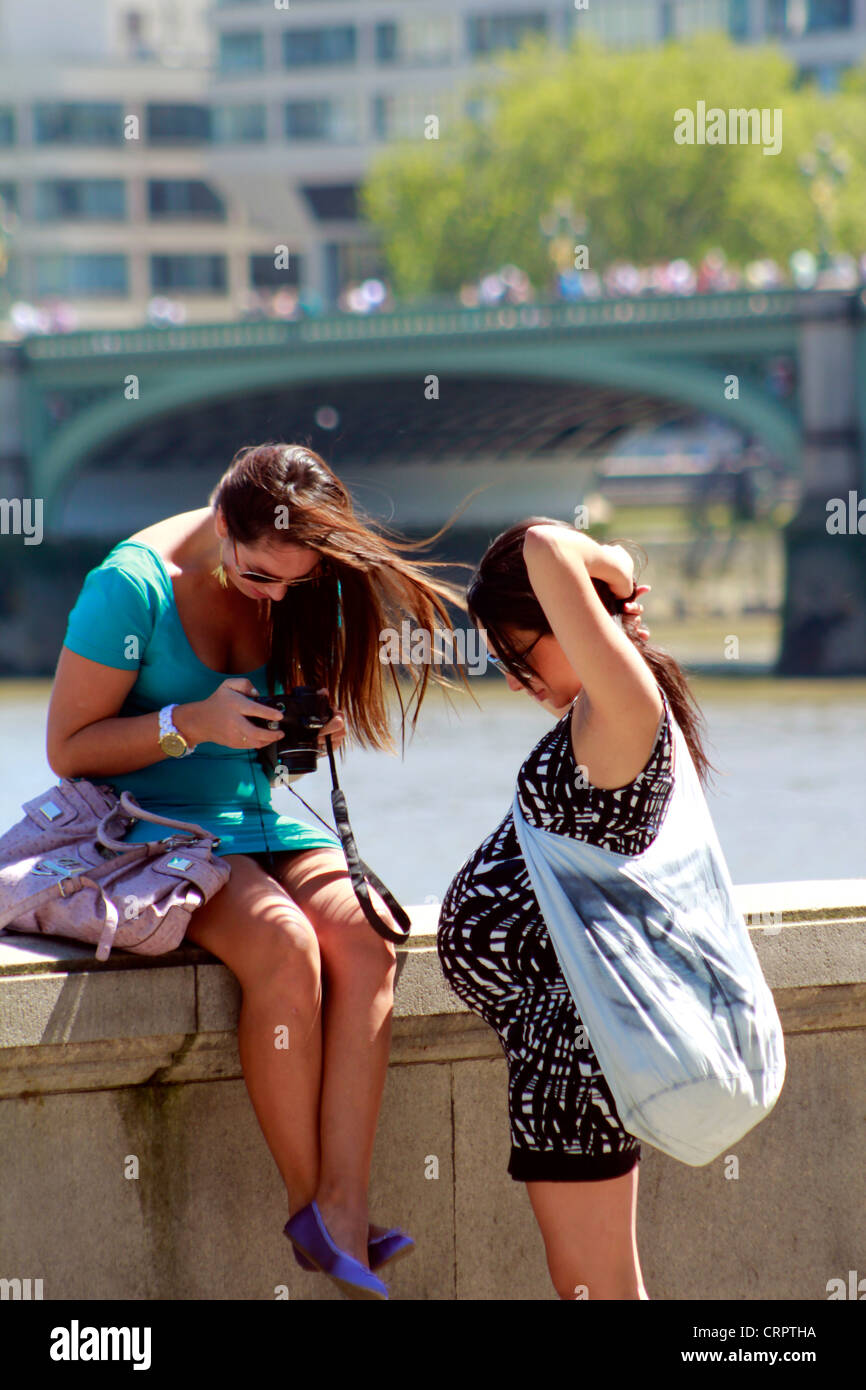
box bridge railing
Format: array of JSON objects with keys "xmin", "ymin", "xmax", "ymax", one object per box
[{"xmin": 21, "ymin": 288, "xmax": 856, "ymax": 362}]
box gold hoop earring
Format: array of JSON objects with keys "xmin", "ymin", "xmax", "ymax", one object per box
[{"xmin": 212, "ymin": 562, "xmax": 229, "ymax": 589}]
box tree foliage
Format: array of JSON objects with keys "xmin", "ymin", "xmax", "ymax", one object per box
[{"xmin": 360, "ymin": 35, "xmax": 866, "ymax": 297}]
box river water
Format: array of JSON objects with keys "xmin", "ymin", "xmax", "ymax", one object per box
[{"xmin": 1, "ymin": 676, "xmax": 863, "ymax": 904}]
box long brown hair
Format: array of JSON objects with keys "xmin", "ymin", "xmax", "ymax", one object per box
[
  {"xmin": 209, "ymin": 442, "xmax": 470, "ymax": 751},
  {"xmin": 466, "ymin": 517, "xmax": 716, "ymax": 788}
]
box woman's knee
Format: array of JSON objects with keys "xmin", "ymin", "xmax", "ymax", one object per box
[
  {"xmin": 242, "ymin": 907, "xmax": 322, "ymax": 990},
  {"xmin": 315, "ymin": 911, "xmax": 398, "ymax": 984},
  {"xmin": 187, "ymin": 855, "xmax": 321, "ymax": 987},
  {"xmin": 271, "ymin": 850, "xmax": 399, "ymax": 978}
]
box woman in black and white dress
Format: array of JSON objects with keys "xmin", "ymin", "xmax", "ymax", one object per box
[{"xmin": 438, "ymin": 517, "xmax": 714, "ymax": 1301}]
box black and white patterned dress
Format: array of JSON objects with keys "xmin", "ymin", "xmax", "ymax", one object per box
[{"xmin": 437, "ymin": 689, "xmax": 674, "ymax": 1183}]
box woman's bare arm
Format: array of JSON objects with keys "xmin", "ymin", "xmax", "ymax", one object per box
[
  {"xmin": 46, "ymin": 647, "xmax": 199, "ymax": 778},
  {"xmin": 523, "ymin": 526, "xmax": 663, "ymax": 786},
  {"xmin": 45, "ymin": 647, "xmax": 283, "ymax": 779}
]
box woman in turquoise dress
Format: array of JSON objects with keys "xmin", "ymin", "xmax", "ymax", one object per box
[{"xmin": 46, "ymin": 441, "xmax": 464, "ymax": 1300}]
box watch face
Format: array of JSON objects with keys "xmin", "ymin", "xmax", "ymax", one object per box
[{"xmin": 160, "ymin": 731, "xmax": 187, "ymax": 758}]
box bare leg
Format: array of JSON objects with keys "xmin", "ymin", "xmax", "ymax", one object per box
[
  {"xmin": 526, "ymin": 1164, "xmax": 649, "ymax": 1300},
  {"xmin": 267, "ymin": 848, "xmax": 398, "ymax": 1267},
  {"xmin": 183, "ymin": 854, "xmax": 324, "ymax": 1214}
]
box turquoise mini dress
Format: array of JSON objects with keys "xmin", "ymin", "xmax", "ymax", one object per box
[{"xmin": 61, "ymin": 539, "xmax": 340, "ymax": 859}]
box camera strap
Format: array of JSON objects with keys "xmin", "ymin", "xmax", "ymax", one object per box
[{"xmin": 321, "ymin": 735, "xmax": 413, "ymax": 945}]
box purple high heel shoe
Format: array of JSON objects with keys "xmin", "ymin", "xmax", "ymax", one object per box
[
  {"xmin": 368, "ymin": 1227, "xmax": 414, "ymax": 1270},
  {"xmin": 291, "ymin": 1222, "xmax": 414, "ymax": 1273},
  {"xmin": 284, "ymin": 1201, "xmax": 389, "ymax": 1300}
]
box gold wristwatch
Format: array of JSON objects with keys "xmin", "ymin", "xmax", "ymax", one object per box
[{"xmin": 158, "ymin": 704, "xmax": 195, "ymax": 758}]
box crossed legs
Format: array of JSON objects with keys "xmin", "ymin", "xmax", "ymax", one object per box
[{"xmin": 184, "ymin": 847, "xmax": 397, "ymax": 1267}]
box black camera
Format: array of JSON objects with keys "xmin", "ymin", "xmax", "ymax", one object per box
[{"xmin": 250, "ymin": 686, "xmax": 333, "ymax": 783}]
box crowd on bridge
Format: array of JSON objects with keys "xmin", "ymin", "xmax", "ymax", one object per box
[
  {"xmin": 6, "ymin": 246, "xmax": 864, "ymax": 338},
  {"xmin": 455, "ymin": 247, "xmax": 863, "ymax": 309}
]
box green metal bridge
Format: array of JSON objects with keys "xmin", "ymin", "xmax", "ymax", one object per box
[{"xmin": 3, "ymin": 287, "xmax": 866, "ymax": 673}]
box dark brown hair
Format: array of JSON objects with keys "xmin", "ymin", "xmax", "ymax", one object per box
[
  {"xmin": 466, "ymin": 517, "xmax": 716, "ymax": 788},
  {"xmin": 209, "ymin": 443, "xmax": 471, "ymax": 751}
]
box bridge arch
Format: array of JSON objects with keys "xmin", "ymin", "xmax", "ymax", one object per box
[{"xmin": 34, "ymin": 340, "xmax": 800, "ymax": 525}]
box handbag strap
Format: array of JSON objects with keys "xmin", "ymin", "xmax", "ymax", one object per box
[{"xmin": 96, "ymin": 792, "xmax": 220, "ymax": 852}]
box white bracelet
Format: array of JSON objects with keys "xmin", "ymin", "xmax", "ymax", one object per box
[{"xmin": 159, "ymin": 703, "xmax": 196, "ymax": 756}]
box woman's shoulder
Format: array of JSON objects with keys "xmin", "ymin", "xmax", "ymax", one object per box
[
  {"xmin": 97, "ymin": 537, "xmax": 173, "ymax": 598},
  {"xmin": 523, "ymin": 683, "xmax": 673, "ymax": 796},
  {"xmin": 125, "ymin": 509, "xmax": 212, "ymax": 573}
]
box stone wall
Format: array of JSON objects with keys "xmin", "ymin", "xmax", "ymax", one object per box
[{"xmin": 1, "ymin": 882, "xmax": 865, "ymax": 1301}]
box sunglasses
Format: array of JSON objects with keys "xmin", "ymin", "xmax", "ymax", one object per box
[
  {"xmin": 231, "ymin": 537, "xmax": 326, "ymax": 587},
  {"xmin": 486, "ymin": 632, "xmax": 544, "ymax": 679}
]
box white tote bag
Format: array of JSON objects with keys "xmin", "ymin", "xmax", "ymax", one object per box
[{"xmin": 512, "ymin": 706, "xmax": 786, "ymax": 1166}]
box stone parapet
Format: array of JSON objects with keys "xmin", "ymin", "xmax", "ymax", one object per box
[{"xmin": 1, "ymin": 881, "xmax": 864, "ymax": 1300}]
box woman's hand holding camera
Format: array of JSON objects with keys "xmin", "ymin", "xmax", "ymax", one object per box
[
  {"xmin": 175, "ymin": 679, "xmax": 287, "ymax": 750},
  {"xmin": 317, "ymin": 708, "xmax": 346, "ymax": 756}
]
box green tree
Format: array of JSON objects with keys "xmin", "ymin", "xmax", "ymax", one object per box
[{"xmin": 360, "ymin": 34, "xmax": 866, "ymax": 298}]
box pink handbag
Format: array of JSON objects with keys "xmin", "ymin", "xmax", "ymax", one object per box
[{"xmin": 0, "ymin": 778, "xmax": 230, "ymax": 961}]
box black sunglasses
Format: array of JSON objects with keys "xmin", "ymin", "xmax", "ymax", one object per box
[
  {"xmin": 232, "ymin": 537, "xmax": 326, "ymax": 587},
  {"xmin": 486, "ymin": 632, "xmax": 544, "ymax": 679}
]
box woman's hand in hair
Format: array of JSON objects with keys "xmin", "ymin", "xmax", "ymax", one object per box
[
  {"xmin": 599, "ymin": 543, "xmax": 639, "ymax": 601},
  {"xmin": 622, "ymin": 584, "xmax": 651, "ymax": 643}
]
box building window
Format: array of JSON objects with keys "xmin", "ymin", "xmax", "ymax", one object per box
[
  {"xmin": 375, "ymin": 17, "xmax": 455, "ymax": 65},
  {"xmin": 33, "ymin": 103, "xmax": 124, "ymax": 145},
  {"xmin": 150, "ymin": 254, "xmax": 227, "ymax": 292},
  {"xmin": 285, "ymin": 100, "xmax": 332, "ymax": 140},
  {"xmin": 35, "ymin": 180, "xmax": 126, "ymax": 221},
  {"xmin": 371, "ymin": 95, "xmax": 388, "ymax": 141},
  {"xmin": 300, "ymin": 185, "xmax": 359, "ymax": 221},
  {"xmin": 338, "ymin": 243, "xmax": 388, "ymax": 285},
  {"xmin": 375, "ymin": 22, "xmax": 398, "ymax": 62},
  {"xmin": 146, "ymin": 104, "xmax": 211, "ymax": 143},
  {"xmin": 728, "ymin": 0, "xmax": 749, "ymax": 38},
  {"xmin": 0, "ymin": 108, "xmax": 15, "ymax": 145},
  {"xmin": 283, "ymin": 26, "xmax": 357, "ymax": 67},
  {"xmin": 35, "ymin": 254, "xmax": 128, "ymax": 296},
  {"xmin": 148, "ymin": 180, "xmax": 225, "ymax": 219},
  {"xmin": 766, "ymin": 0, "xmax": 789, "ymax": 33},
  {"xmin": 123, "ymin": 8, "xmax": 154, "ymax": 59},
  {"xmin": 659, "ymin": 1, "xmax": 676, "ymax": 38},
  {"xmin": 219, "ymin": 31, "xmax": 264, "ymax": 72},
  {"xmin": 465, "ymin": 13, "xmax": 547, "ymax": 56},
  {"xmin": 371, "ymin": 90, "xmax": 453, "ymax": 141},
  {"xmin": 0, "ymin": 183, "xmax": 17, "ymax": 213},
  {"xmin": 211, "ymin": 104, "xmax": 266, "ymax": 142},
  {"xmin": 250, "ymin": 253, "xmax": 301, "ymax": 288},
  {"xmin": 284, "ymin": 99, "xmax": 358, "ymax": 142},
  {"xmin": 807, "ymin": 0, "xmax": 852, "ymax": 30}
]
